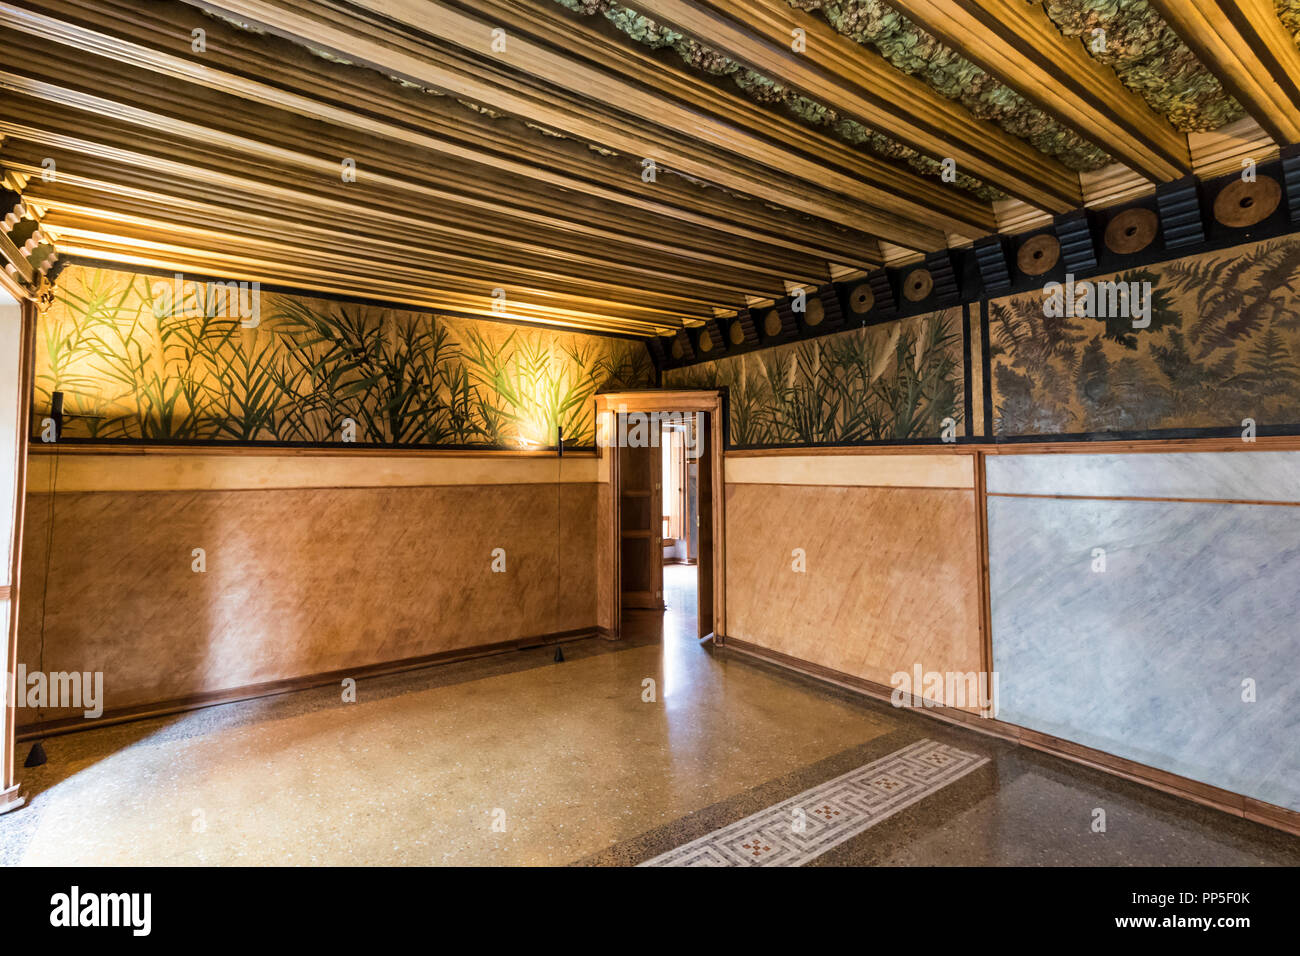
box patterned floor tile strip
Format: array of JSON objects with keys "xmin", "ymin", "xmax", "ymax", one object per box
[{"xmin": 639, "ymin": 739, "xmax": 989, "ymax": 867}]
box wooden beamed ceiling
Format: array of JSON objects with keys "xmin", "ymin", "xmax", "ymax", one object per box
[
  {"xmin": 881, "ymin": 0, "xmax": 1192, "ymax": 183},
  {"xmin": 0, "ymin": 0, "xmax": 1296, "ymax": 336},
  {"xmin": 1149, "ymin": 0, "xmax": 1300, "ymax": 146}
]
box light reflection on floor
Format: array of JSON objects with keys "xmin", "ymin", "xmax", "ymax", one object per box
[{"xmin": 659, "ymin": 563, "xmax": 698, "ymax": 702}]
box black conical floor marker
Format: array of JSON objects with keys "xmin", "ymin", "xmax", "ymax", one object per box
[
  {"xmin": 554, "ymin": 645, "xmax": 565, "ymax": 663},
  {"xmin": 24, "ymin": 741, "xmax": 47, "ymax": 768}
]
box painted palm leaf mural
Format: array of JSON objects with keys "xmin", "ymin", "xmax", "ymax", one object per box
[
  {"xmin": 990, "ymin": 236, "xmax": 1300, "ymax": 436},
  {"xmin": 666, "ymin": 309, "xmax": 964, "ymax": 446},
  {"xmin": 35, "ymin": 266, "xmax": 653, "ymax": 446}
]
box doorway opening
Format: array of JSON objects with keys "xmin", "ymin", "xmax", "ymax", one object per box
[
  {"xmin": 659, "ymin": 414, "xmax": 699, "ymax": 646},
  {"xmin": 595, "ymin": 391, "xmax": 724, "ymax": 647}
]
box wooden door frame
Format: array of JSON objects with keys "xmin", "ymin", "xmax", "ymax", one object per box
[
  {"xmin": 1, "ymin": 290, "xmax": 36, "ymax": 814},
  {"xmin": 594, "ymin": 389, "xmax": 726, "ymax": 642}
]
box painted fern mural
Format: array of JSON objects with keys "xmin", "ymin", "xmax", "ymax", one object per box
[
  {"xmin": 35, "ymin": 266, "xmax": 653, "ymax": 446},
  {"xmin": 990, "ymin": 236, "xmax": 1300, "ymax": 436},
  {"xmin": 666, "ymin": 309, "xmax": 964, "ymax": 446}
]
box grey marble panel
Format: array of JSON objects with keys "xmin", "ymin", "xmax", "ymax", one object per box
[
  {"xmin": 989, "ymin": 495, "xmax": 1300, "ymax": 811},
  {"xmin": 987, "ymin": 451, "xmax": 1300, "ymax": 502}
]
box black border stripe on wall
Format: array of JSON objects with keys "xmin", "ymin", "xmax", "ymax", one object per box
[
  {"xmin": 961, "ymin": 301, "xmax": 974, "ymax": 439},
  {"xmin": 39, "ymin": 436, "xmax": 595, "ymax": 453}
]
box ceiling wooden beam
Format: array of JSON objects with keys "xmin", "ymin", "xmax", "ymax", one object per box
[
  {"xmin": 1148, "ymin": 0, "xmax": 1300, "ymax": 146},
  {"xmin": 181, "ymin": 0, "xmax": 948, "ymax": 249},
  {"xmin": 39, "ymin": 207, "xmax": 720, "ymax": 317},
  {"xmin": 34, "ymin": 199, "xmax": 731, "ymax": 313},
  {"xmin": 0, "ymin": 83, "xmax": 811, "ymax": 299},
  {"xmin": 19, "ymin": 171, "xmax": 752, "ymax": 313},
  {"xmin": 0, "ymin": 135, "xmax": 733, "ymax": 320},
  {"xmin": 884, "ymin": 0, "xmax": 1191, "ymax": 182},
  {"xmin": 50, "ymin": 233, "xmax": 687, "ymax": 335},
  {"xmin": 431, "ymin": 0, "xmax": 996, "ymax": 236},
  {"xmin": 0, "ymin": 53, "xmax": 875, "ymax": 303},
  {"xmin": 3, "ymin": 0, "xmax": 876, "ymax": 268},
  {"xmin": 620, "ymin": 0, "xmax": 1082, "ymax": 211}
]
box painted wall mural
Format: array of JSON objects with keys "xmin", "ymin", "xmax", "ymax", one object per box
[
  {"xmin": 990, "ymin": 236, "xmax": 1300, "ymax": 437},
  {"xmin": 35, "ymin": 265, "xmax": 653, "ymax": 447},
  {"xmin": 665, "ymin": 309, "xmax": 964, "ymax": 446}
]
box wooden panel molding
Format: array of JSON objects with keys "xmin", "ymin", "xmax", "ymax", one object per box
[
  {"xmin": 724, "ymin": 452, "xmax": 974, "ymax": 489},
  {"xmin": 26, "ymin": 449, "xmax": 596, "ymax": 492}
]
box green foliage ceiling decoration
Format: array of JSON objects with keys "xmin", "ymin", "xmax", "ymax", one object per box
[
  {"xmin": 1040, "ymin": 0, "xmax": 1244, "ymax": 131},
  {"xmin": 556, "ymin": 0, "xmax": 1003, "ymax": 201},
  {"xmin": 1277, "ymin": 0, "xmax": 1300, "ymax": 46},
  {"xmin": 790, "ymin": 0, "xmax": 1111, "ymax": 171},
  {"xmin": 559, "ymin": 0, "xmax": 1257, "ymax": 201}
]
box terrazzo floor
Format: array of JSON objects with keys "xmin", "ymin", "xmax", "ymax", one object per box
[{"xmin": 2, "ymin": 566, "xmax": 1297, "ymax": 866}]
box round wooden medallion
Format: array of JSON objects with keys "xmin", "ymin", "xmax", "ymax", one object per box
[
  {"xmin": 1017, "ymin": 234, "xmax": 1060, "ymax": 276},
  {"xmin": 728, "ymin": 319, "xmax": 745, "ymax": 346},
  {"xmin": 848, "ymin": 283, "xmax": 874, "ymax": 315},
  {"xmin": 1213, "ymin": 176, "xmax": 1281, "ymax": 228},
  {"xmin": 762, "ymin": 309, "xmax": 782, "ymax": 337},
  {"xmin": 903, "ymin": 268, "xmax": 933, "ymax": 302},
  {"xmin": 670, "ymin": 337, "xmax": 685, "ymax": 360},
  {"xmin": 803, "ymin": 295, "xmax": 824, "ymax": 326},
  {"xmin": 698, "ymin": 329, "xmax": 713, "ymax": 354},
  {"xmin": 1104, "ymin": 208, "xmax": 1158, "ymax": 254}
]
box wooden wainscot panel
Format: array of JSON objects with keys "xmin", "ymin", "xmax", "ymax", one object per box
[
  {"xmin": 724, "ymin": 481, "xmax": 982, "ymax": 703},
  {"xmin": 19, "ymin": 481, "xmax": 600, "ymax": 718}
]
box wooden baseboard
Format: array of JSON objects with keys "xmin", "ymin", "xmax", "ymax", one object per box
[
  {"xmin": 15, "ymin": 626, "xmax": 600, "ymax": 741},
  {"xmin": 723, "ymin": 637, "xmax": 1300, "ymax": 838},
  {"xmin": 0, "ymin": 783, "xmax": 24, "ymax": 815}
]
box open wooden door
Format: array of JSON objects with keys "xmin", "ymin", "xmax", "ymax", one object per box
[
  {"xmin": 695, "ymin": 412, "xmax": 715, "ymax": 639},
  {"xmin": 619, "ymin": 415, "xmax": 662, "ymax": 609}
]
